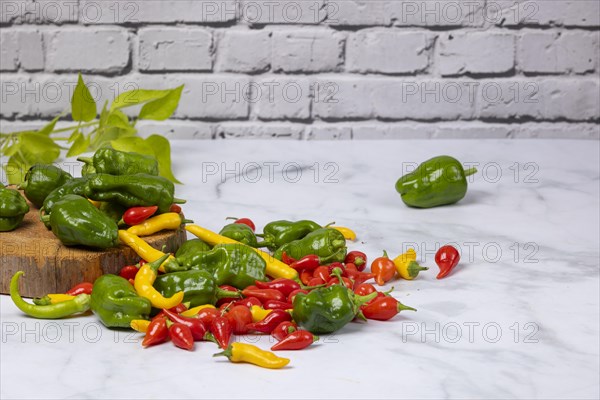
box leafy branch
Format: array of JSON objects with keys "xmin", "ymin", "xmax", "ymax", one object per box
[{"xmin": 0, "ymin": 74, "xmax": 184, "ymax": 184}]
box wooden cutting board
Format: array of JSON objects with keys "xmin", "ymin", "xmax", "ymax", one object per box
[{"xmin": 0, "ymin": 189, "xmax": 186, "ymax": 298}]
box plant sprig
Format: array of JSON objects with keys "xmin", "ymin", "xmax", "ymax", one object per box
[{"xmin": 0, "ymin": 74, "xmax": 184, "ymax": 184}]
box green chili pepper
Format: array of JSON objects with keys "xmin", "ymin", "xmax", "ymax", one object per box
[
  {"xmin": 395, "ymin": 155, "xmax": 477, "ymax": 208},
  {"xmin": 273, "ymin": 228, "xmax": 347, "ymax": 263},
  {"xmin": 90, "ymin": 274, "xmax": 152, "ymax": 328},
  {"xmin": 170, "ymin": 244, "xmax": 267, "ymax": 289},
  {"xmin": 292, "ymin": 284, "xmax": 376, "ymax": 334},
  {"xmin": 41, "ymin": 177, "xmax": 90, "ymax": 228},
  {"xmin": 42, "ymin": 194, "xmax": 119, "ymax": 248},
  {"xmin": 84, "ymin": 173, "xmax": 182, "ymax": 214},
  {"xmin": 19, "ymin": 164, "xmax": 72, "ymax": 208},
  {"xmin": 0, "ymin": 187, "xmax": 29, "ymax": 232},
  {"xmin": 153, "ymin": 269, "xmax": 241, "ymax": 307},
  {"xmin": 10, "ymin": 271, "xmax": 91, "ymax": 319},
  {"xmin": 260, "ymin": 220, "xmax": 322, "ymax": 251},
  {"xmin": 175, "ymin": 239, "xmax": 212, "ymax": 268},
  {"xmin": 78, "ymin": 148, "xmax": 159, "ymax": 176},
  {"xmin": 219, "ymin": 223, "xmax": 265, "ymax": 248}
]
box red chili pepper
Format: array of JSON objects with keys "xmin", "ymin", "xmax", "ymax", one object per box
[
  {"xmin": 197, "ymin": 307, "xmax": 220, "ymax": 326},
  {"xmin": 271, "ymin": 321, "xmax": 297, "ymax": 341},
  {"xmin": 225, "ymin": 305, "xmax": 253, "ymax": 335},
  {"xmin": 210, "ymin": 316, "xmax": 232, "ymax": 349},
  {"xmin": 281, "ymin": 252, "xmax": 296, "ymax": 265},
  {"xmin": 241, "ymin": 288, "xmax": 286, "ymax": 303},
  {"xmin": 169, "ymin": 204, "xmax": 182, "ymax": 214},
  {"xmin": 246, "ymin": 310, "xmax": 292, "ymax": 334},
  {"xmin": 234, "ymin": 297, "xmax": 262, "ymax": 308},
  {"xmin": 345, "ymin": 251, "xmax": 367, "ymax": 272},
  {"xmin": 371, "ymin": 251, "xmax": 396, "ymax": 286},
  {"xmin": 435, "ymin": 245, "xmax": 460, "ymax": 279},
  {"xmin": 227, "ymin": 217, "xmax": 255, "ymax": 231},
  {"xmin": 142, "ymin": 316, "xmax": 169, "ymax": 347},
  {"xmin": 361, "ymin": 296, "xmax": 416, "ymax": 321},
  {"xmin": 65, "ymin": 282, "xmax": 93, "ymax": 296},
  {"xmin": 163, "ymin": 309, "xmax": 207, "ymax": 341},
  {"xmin": 353, "ymin": 272, "xmax": 375, "ymax": 287},
  {"xmin": 255, "ymin": 278, "xmax": 301, "ymax": 297},
  {"xmin": 287, "ymin": 289, "xmax": 308, "ymax": 304},
  {"xmin": 300, "ymin": 270, "xmax": 313, "ymax": 286},
  {"xmin": 128, "ymin": 278, "xmax": 135, "ymax": 286},
  {"xmin": 344, "ymin": 263, "xmax": 360, "ymax": 281},
  {"xmin": 169, "ymin": 323, "xmax": 194, "ymax": 350},
  {"xmin": 271, "ymin": 330, "xmax": 318, "ymax": 351},
  {"xmin": 119, "ymin": 265, "xmax": 139, "ymax": 281},
  {"xmin": 122, "ymin": 206, "xmax": 158, "ymax": 226},
  {"xmin": 326, "ymin": 276, "xmax": 353, "ymax": 289},
  {"xmin": 307, "ymin": 277, "xmax": 325, "ymax": 287},
  {"xmin": 263, "ymin": 300, "xmax": 293, "ymax": 310},
  {"xmin": 289, "ymin": 255, "xmax": 320, "ymax": 272},
  {"xmin": 171, "ymin": 303, "xmax": 188, "ymax": 313},
  {"xmin": 313, "ymin": 266, "xmax": 332, "ymax": 282},
  {"xmin": 354, "ymin": 283, "xmax": 377, "ymax": 297}
]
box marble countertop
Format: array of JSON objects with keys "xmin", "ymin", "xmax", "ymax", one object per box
[{"xmin": 1, "ymin": 140, "xmax": 599, "ymax": 399}]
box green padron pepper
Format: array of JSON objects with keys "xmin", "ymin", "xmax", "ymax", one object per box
[
  {"xmin": 41, "ymin": 177, "xmax": 90, "ymax": 228},
  {"xmin": 84, "ymin": 173, "xmax": 179, "ymax": 214},
  {"xmin": 169, "ymin": 244, "xmax": 267, "ymax": 289},
  {"xmin": 78, "ymin": 148, "xmax": 159, "ymax": 176},
  {"xmin": 292, "ymin": 284, "xmax": 376, "ymax": 334},
  {"xmin": 42, "ymin": 194, "xmax": 118, "ymax": 248},
  {"xmin": 154, "ymin": 269, "xmax": 241, "ymax": 307},
  {"xmin": 0, "ymin": 187, "xmax": 29, "ymax": 232},
  {"xmin": 19, "ymin": 164, "xmax": 72, "ymax": 208},
  {"xmin": 219, "ymin": 223, "xmax": 265, "ymax": 247},
  {"xmin": 395, "ymin": 155, "xmax": 477, "ymax": 208},
  {"xmin": 91, "ymin": 274, "xmax": 152, "ymax": 328},
  {"xmin": 273, "ymin": 228, "xmax": 347, "ymax": 263},
  {"xmin": 175, "ymin": 239, "xmax": 212, "ymax": 268},
  {"xmin": 260, "ymin": 220, "xmax": 322, "ymax": 251}
]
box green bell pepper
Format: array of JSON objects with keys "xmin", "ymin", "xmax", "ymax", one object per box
[
  {"xmin": 91, "ymin": 274, "xmax": 152, "ymax": 328},
  {"xmin": 273, "ymin": 228, "xmax": 347, "ymax": 263},
  {"xmin": 260, "ymin": 220, "xmax": 322, "ymax": 251},
  {"xmin": 175, "ymin": 239, "xmax": 212, "ymax": 268},
  {"xmin": 42, "ymin": 194, "xmax": 119, "ymax": 248},
  {"xmin": 78, "ymin": 148, "xmax": 159, "ymax": 176},
  {"xmin": 219, "ymin": 223, "xmax": 265, "ymax": 247},
  {"xmin": 395, "ymin": 155, "xmax": 477, "ymax": 208},
  {"xmin": 84, "ymin": 173, "xmax": 179, "ymax": 214},
  {"xmin": 171, "ymin": 244, "xmax": 267, "ymax": 289},
  {"xmin": 19, "ymin": 164, "xmax": 72, "ymax": 208},
  {"xmin": 292, "ymin": 284, "xmax": 376, "ymax": 334},
  {"xmin": 0, "ymin": 187, "xmax": 29, "ymax": 231},
  {"xmin": 153, "ymin": 269, "xmax": 241, "ymax": 307}
]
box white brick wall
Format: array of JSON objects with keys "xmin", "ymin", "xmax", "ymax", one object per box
[{"xmin": 0, "ymin": 0, "xmax": 598, "ymax": 139}]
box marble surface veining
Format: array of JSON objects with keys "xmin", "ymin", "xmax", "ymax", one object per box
[{"xmin": 1, "ymin": 140, "xmax": 599, "ymax": 399}]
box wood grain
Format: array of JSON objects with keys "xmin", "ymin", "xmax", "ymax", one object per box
[{"xmin": 0, "ymin": 189, "xmax": 186, "ymax": 298}]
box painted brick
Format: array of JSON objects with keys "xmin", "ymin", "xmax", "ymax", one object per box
[
  {"xmin": 254, "ymin": 77, "xmax": 310, "ymax": 120},
  {"xmin": 138, "ymin": 28, "xmax": 212, "ymax": 72},
  {"xmin": 177, "ymin": 75, "xmax": 251, "ymax": 119},
  {"xmin": 215, "ymin": 30, "xmax": 270, "ymax": 73},
  {"xmin": 437, "ymin": 32, "xmax": 515, "ymax": 75},
  {"xmin": 518, "ymin": 30, "xmax": 598, "ymax": 74},
  {"xmin": 238, "ymin": 0, "xmax": 326, "ymax": 25},
  {"xmin": 44, "ymin": 28, "xmax": 130, "ymax": 73},
  {"xmin": 306, "ymin": 125, "xmax": 352, "ymax": 140},
  {"xmin": 0, "ymin": 29, "xmax": 44, "ymax": 71},
  {"xmin": 215, "ymin": 122, "xmax": 304, "ymax": 139},
  {"xmin": 136, "ymin": 120, "xmax": 214, "ymax": 139},
  {"xmin": 352, "ymin": 123, "xmax": 434, "ymax": 139},
  {"xmin": 493, "ymin": 0, "xmax": 600, "ymax": 27},
  {"xmin": 326, "ymin": 1, "xmax": 391, "ymax": 26},
  {"xmin": 272, "ymin": 30, "xmax": 344, "ymax": 73},
  {"xmin": 79, "ymin": 0, "xmax": 236, "ymax": 24},
  {"xmin": 512, "ymin": 123, "xmax": 600, "ymax": 139},
  {"xmin": 390, "ymin": 0, "xmax": 485, "ymax": 27},
  {"xmin": 0, "ymin": 0, "xmax": 78, "ymax": 24},
  {"xmin": 347, "ymin": 30, "xmax": 431, "ymax": 74}
]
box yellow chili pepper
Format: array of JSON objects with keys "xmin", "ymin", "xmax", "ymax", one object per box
[
  {"xmin": 393, "ymin": 248, "xmax": 428, "ymax": 280},
  {"xmin": 134, "ymin": 254, "xmax": 184, "ymax": 309},
  {"xmin": 130, "ymin": 319, "xmax": 150, "ymax": 333},
  {"xmin": 126, "ymin": 213, "xmax": 191, "ymax": 236},
  {"xmin": 44, "ymin": 294, "xmax": 76, "ymax": 304},
  {"xmin": 250, "ymin": 305, "xmax": 273, "ymax": 322},
  {"xmin": 332, "ymin": 226, "xmax": 357, "ymax": 241},
  {"xmin": 118, "ymin": 230, "xmax": 179, "ymax": 273},
  {"xmin": 88, "ymin": 199, "xmax": 101, "ymax": 208},
  {"xmin": 180, "ymin": 304, "xmax": 216, "ymax": 317},
  {"xmin": 213, "ymin": 343, "xmax": 290, "ymax": 369},
  {"xmin": 185, "ymin": 224, "xmax": 298, "ymax": 280}
]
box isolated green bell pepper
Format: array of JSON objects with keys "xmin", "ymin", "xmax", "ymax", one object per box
[{"xmin": 91, "ymin": 274, "xmax": 152, "ymax": 328}]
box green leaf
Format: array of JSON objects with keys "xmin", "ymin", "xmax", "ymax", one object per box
[
  {"xmin": 2, "ymin": 140, "xmax": 21, "ymax": 157},
  {"xmin": 110, "ymin": 87, "xmax": 184, "ymax": 112},
  {"xmin": 145, "ymin": 134, "xmax": 181, "ymax": 184},
  {"xmin": 66, "ymin": 130, "xmax": 90, "ymax": 157},
  {"xmin": 72, "ymin": 73, "xmax": 97, "ymax": 122},
  {"xmin": 38, "ymin": 115, "xmax": 61, "ymax": 136},
  {"xmin": 4, "ymin": 154, "xmax": 27, "ymax": 185},
  {"xmin": 107, "ymin": 110, "xmax": 135, "ymax": 132},
  {"xmin": 110, "ymin": 136, "xmax": 155, "ymax": 156},
  {"xmin": 138, "ymin": 85, "xmax": 184, "ymax": 121},
  {"xmin": 19, "ymin": 132, "xmax": 61, "ymax": 165}
]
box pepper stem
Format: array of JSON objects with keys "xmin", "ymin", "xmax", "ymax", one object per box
[
  {"xmin": 40, "ymin": 215, "xmax": 50, "ymax": 224},
  {"xmin": 216, "ymin": 289, "xmax": 242, "ymax": 300},
  {"xmin": 212, "ymin": 344, "xmax": 232, "ymax": 359},
  {"xmin": 353, "ymin": 292, "xmax": 378, "ymax": 314},
  {"xmin": 397, "ymin": 302, "xmax": 417, "ymax": 312},
  {"xmin": 323, "ymin": 221, "xmax": 336, "ymax": 228},
  {"xmin": 172, "ymin": 198, "xmax": 186, "ymax": 204},
  {"xmin": 181, "ymin": 219, "xmax": 194, "ymax": 224},
  {"xmin": 463, "ymin": 167, "xmax": 478, "ymax": 177},
  {"xmin": 147, "ymin": 254, "xmax": 170, "ymax": 273},
  {"xmin": 76, "ymin": 157, "xmax": 93, "ymax": 164}
]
